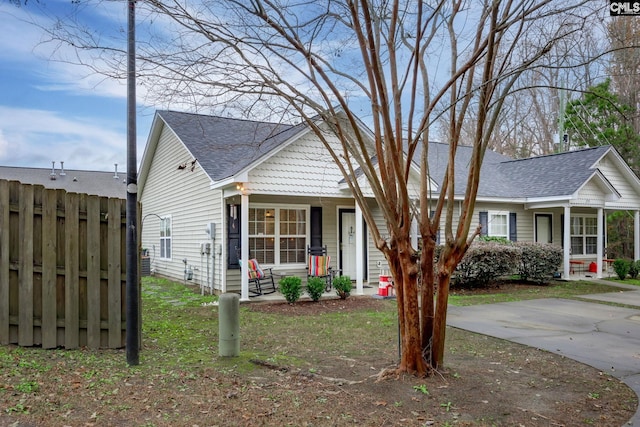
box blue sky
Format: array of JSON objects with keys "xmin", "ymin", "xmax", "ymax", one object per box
[{"xmin": 0, "ymin": 1, "xmax": 154, "ymax": 172}]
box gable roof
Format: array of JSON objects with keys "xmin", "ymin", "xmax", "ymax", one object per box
[
  {"xmin": 419, "ymin": 143, "xmax": 619, "ymax": 199},
  {"xmin": 156, "ymin": 110, "xmax": 303, "ymax": 181},
  {"xmin": 494, "ymin": 145, "xmax": 613, "ymax": 199},
  {"xmin": 142, "ymin": 110, "xmax": 633, "ymax": 202},
  {"xmin": 0, "ymin": 165, "xmax": 126, "ymax": 199}
]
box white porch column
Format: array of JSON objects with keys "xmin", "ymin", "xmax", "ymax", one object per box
[
  {"xmin": 563, "ymin": 206, "xmax": 571, "ymax": 279},
  {"xmin": 240, "ymin": 193, "xmax": 249, "ymax": 301},
  {"xmin": 596, "ymin": 208, "xmax": 603, "ymax": 278},
  {"xmin": 355, "ymin": 203, "xmax": 364, "ymax": 295},
  {"xmin": 410, "ymin": 216, "xmax": 418, "ymax": 250},
  {"xmin": 635, "ymin": 210, "xmax": 640, "ymax": 261}
]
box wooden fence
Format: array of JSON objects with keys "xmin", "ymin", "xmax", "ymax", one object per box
[{"xmin": 0, "ymin": 179, "xmax": 138, "ymax": 349}]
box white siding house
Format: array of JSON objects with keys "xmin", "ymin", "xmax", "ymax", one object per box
[{"xmin": 138, "ymin": 110, "xmax": 640, "ymax": 299}]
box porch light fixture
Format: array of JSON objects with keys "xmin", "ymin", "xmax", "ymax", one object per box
[{"xmin": 236, "ymin": 183, "xmax": 245, "ymax": 192}]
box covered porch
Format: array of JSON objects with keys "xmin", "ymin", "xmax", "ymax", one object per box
[{"xmin": 222, "ymin": 191, "xmax": 371, "ymax": 301}]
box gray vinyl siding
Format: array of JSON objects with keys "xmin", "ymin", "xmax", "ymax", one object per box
[
  {"xmin": 249, "ymin": 131, "xmax": 350, "ymax": 197},
  {"xmin": 140, "ymin": 126, "xmax": 223, "ymax": 291},
  {"xmin": 573, "ymin": 179, "xmax": 607, "ymax": 206},
  {"xmin": 598, "ymin": 154, "xmax": 640, "ymax": 209}
]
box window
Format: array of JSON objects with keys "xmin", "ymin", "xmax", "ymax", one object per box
[
  {"xmin": 249, "ymin": 206, "xmax": 307, "ymax": 265},
  {"xmin": 570, "ymin": 215, "xmax": 597, "ymax": 255},
  {"xmin": 488, "ymin": 211, "xmax": 508, "ymax": 239},
  {"xmin": 159, "ymin": 216, "xmax": 172, "ymax": 259}
]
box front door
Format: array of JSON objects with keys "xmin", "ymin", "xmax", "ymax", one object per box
[
  {"xmin": 535, "ymin": 214, "xmax": 552, "ymax": 244},
  {"xmin": 339, "ymin": 210, "xmax": 357, "ymax": 278}
]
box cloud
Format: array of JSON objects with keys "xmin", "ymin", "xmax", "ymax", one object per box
[
  {"xmin": 0, "ymin": 105, "xmax": 133, "ymax": 171},
  {"xmin": 0, "ymin": 129, "xmax": 8, "ymax": 159},
  {"xmin": 0, "ymin": 2, "xmax": 140, "ymax": 102}
]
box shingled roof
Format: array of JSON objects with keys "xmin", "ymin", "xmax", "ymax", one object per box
[
  {"xmin": 157, "ymin": 110, "xmax": 303, "ymax": 181},
  {"xmin": 422, "ymin": 143, "xmax": 612, "ymax": 199},
  {"xmin": 154, "ymin": 110, "xmax": 615, "ymax": 200},
  {"xmin": 495, "ymin": 145, "xmax": 612, "ymax": 198},
  {"xmin": 0, "ymin": 165, "xmax": 126, "ymax": 199}
]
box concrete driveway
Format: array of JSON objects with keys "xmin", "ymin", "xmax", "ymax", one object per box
[{"xmin": 447, "ymin": 282, "xmax": 640, "ymax": 426}]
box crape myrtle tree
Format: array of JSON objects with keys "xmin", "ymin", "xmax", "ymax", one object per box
[{"xmin": 40, "ymin": 0, "xmax": 599, "ymax": 374}]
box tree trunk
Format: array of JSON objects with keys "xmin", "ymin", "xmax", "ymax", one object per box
[
  {"xmin": 391, "ymin": 237, "xmax": 427, "ymax": 375},
  {"xmin": 420, "ymin": 237, "xmax": 436, "ymax": 366}
]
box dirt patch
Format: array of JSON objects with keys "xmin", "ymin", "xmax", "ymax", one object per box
[{"xmin": 244, "ymin": 292, "xmax": 637, "ymax": 426}]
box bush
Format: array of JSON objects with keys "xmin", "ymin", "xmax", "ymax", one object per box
[
  {"xmin": 613, "ymin": 259, "xmax": 631, "ymax": 280},
  {"xmin": 515, "ymin": 242, "xmax": 563, "ymax": 284},
  {"xmin": 454, "ymin": 241, "xmax": 520, "ymax": 288},
  {"xmin": 629, "ymin": 260, "xmax": 640, "ymax": 279},
  {"xmin": 333, "ymin": 275, "xmax": 352, "ymax": 300},
  {"xmin": 477, "ymin": 235, "xmax": 511, "ymax": 244},
  {"xmin": 306, "ymin": 277, "xmax": 325, "ymax": 302},
  {"xmin": 279, "ymin": 276, "xmax": 302, "ymax": 303}
]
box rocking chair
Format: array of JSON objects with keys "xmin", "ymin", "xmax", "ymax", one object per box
[
  {"xmin": 239, "ymin": 258, "xmax": 277, "ymax": 297},
  {"xmin": 307, "ymin": 245, "xmax": 333, "ymax": 292}
]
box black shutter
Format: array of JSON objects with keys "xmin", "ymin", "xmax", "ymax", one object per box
[
  {"xmin": 479, "ymin": 211, "xmax": 488, "ymax": 236},
  {"xmin": 310, "ymin": 207, "xmax": 322, "ymax": 248},
  {"xmin": 560, "ymin": 214, "xmax": 564, "ymax": 248},
  {"xmin": 227, "ymin": 204, "xmax": 241, "ymax": 269},
  {"xmin": 509, "ymin": 212, "xmax": 517, "ymax": 241}
]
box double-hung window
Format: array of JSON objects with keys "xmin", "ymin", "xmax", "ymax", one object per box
[
  {"xmin": 159, "ymin": 216, "xmax": 172, "ymax": 259},
  {"xmin": 248, "ymin": 205, "xmax": 307, "ymax": 265},
  {"xmin": 488, "ymin": 211, "xmax": 509, "ymax": 239},
  {"xmin": 570, "ymin": 215, "xmax": 597, "ymax": 255}
]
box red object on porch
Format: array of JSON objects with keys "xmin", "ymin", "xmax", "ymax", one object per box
[
  {"xmin": 589, "ymin": 262, "xmax": 597, "ymax": 273},
  {"xmin": 378, "ymin": 275, "xmax": 392, "ymax": 296}
]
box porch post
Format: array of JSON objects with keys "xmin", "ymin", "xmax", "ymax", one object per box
[
  {"xmin": 240, "ymin": 193, "xmax": 249, "ymax": 301},
  {"xmin": 410, "ymin": 216, "xmax": 418, "ymax": 249},
  {"xmin": 635, "ymin": 210, "xmax": 640, "ymax": 261},
  {"xmin": 563, "ymin": 206, "xmax": 571, "ymax": 279},
  {"xmin": 596, "ymin": 208, "xmax": 603, "ymax": 278},
  {"xmin": 355, "ymin": 203, "xmax": 364, "ymax": 295}
]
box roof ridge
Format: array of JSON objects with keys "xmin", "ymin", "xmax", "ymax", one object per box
[
  {"xmin": 158, "ymin": 109, "xmax": 292, "ymax": 127},
  {"xmin": 0, "ymin": 165, "xmax": 119, "ymax": 174},
  {"xmin": 499, "ymin": 145, "xmax": 610, "ymax": 164}
]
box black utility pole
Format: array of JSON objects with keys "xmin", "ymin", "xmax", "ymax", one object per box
[{"xmin": 126, "ymin": 0, "xmax": 140, "ymax": 366}]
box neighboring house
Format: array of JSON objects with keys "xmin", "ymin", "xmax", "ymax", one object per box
[
  {"xmin": 0, "ymin": 163, "xmax": 127, "ymax": 199},
  {"xmin": 138, "ymin": 110, "xmax": 640, "ymax": 299}
]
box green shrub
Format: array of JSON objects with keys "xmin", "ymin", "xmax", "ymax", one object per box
[
  {"xmin": 477, "ymin": 235, "xmax": 511, "ymax": 244},
  {"xmin": 279, "ymin": 276, "xmax": 302, "ymax": 303},
  {"xmin": 306, "ymin": 277, "xmax": 325, "ymax": 302},
  {"xmin": 454, "ymin": 241, "xmax": 520, "ymax": 288},
  {"xmin": 629, "ymin": 260, "xmax": 640, "ymax": 279},
  {"xmin": 333, "ymin": 275, "xmax": 352, "ymax": 300},
  {"xmin": 613, "ymin": 259, "xmax": 631, "ymax": 280},
  {"xmin": 515, "ymin": 242, "xmax": 563, "ymax": 284}
]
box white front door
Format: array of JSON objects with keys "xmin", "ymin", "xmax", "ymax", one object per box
[{"xmin": 340, "ymin": 211, "xmax": 357, "ymax": 278}]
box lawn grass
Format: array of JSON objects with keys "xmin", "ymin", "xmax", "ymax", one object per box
[
  {"xmin": 0, "ymin": 276, "xmax": 636, "ymax": 426},
  {"xmin": 604, "ymin": 277, "xmax": 640, "ymax": 286},
  {"xmin": 448, "ymin": 279, "xmax": 630, "ymax": 306}
]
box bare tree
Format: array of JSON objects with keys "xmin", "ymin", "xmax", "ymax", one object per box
[
  {"xmin": 608, "ymin": 17, "xmax": 640, "ymax": 134},
  {"xmin": 37, "ymin": 0, "xmax": 601, "ymax": 374}
]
